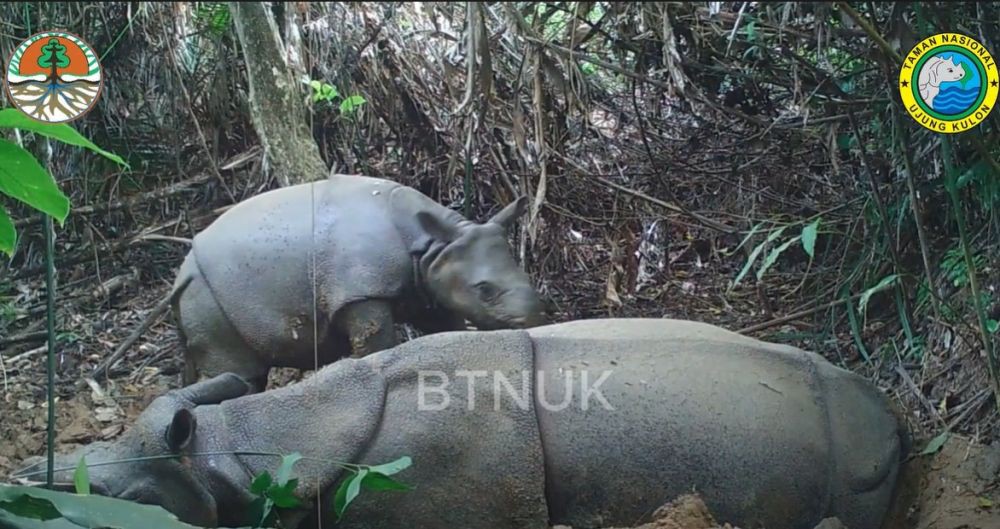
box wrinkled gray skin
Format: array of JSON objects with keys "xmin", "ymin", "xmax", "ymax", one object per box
[
  {"xmin": 171, "ymin": 174, "xmax": 545, "ymax": 389},
  {"xmin": 15, "ymin": 319, "xmax": 908, "ymax": 529}
]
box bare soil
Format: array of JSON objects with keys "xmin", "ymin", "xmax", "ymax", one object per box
[{"xmin": 552, "ymin": 494, "xmax": 737, "ymax": 529}]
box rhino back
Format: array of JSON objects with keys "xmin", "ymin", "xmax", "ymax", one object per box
[
  {"xmin": 528, "ymin": 318, "xmax": 901, "ymax": 529},
  {"xmin": 191, "ymin": 177, "xmax": 412, "ymax": 358},
  {"xmin": 330, "ymin": 329, "xmax": 550, "ymax": 529}
]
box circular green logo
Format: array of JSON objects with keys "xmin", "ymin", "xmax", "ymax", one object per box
[
  {"xmin": 4, "ymin": 31, "xmax": 104, "ymax": 123},
  {"xmin": 899, "ymin": 33, "xmax": 998, "ymax": 134}
]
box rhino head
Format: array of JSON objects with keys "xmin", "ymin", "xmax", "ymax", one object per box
[
  {"xmin": 12, "ymin": 374, "xmax": 255, "ymax": 528},
  {"xmin": 415, "ymin": 196, "xmax": 546, "ymax": 330}
]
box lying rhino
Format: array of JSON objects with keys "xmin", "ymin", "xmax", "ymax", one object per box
[
  {"xmin": 170, "ymin": 174, "xmax": 545, "ymax": 389},
  {"xmin": 15, "ymin": 318, "xmax": 908, "ymax": 529}
]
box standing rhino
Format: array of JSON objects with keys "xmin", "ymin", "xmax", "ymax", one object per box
[
  {"xmin": 171, "ymin": 174, "xmax": 545, "ymax": 389},
  {"xmin": 15, "ymin": 318, "xmax": 908, "ymax": 529}
]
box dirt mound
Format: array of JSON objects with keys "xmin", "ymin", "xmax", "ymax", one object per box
[
  {"xmin": 551, "ymin": 494, "xmax": 737, "ymax": 529},
  {"xmin": 550, "ymin": 495, "xmax": 850, "ymax": 529},
  {"xmin": 886, "ymin": 434, "xmax": 1000, "ymax": 529}
]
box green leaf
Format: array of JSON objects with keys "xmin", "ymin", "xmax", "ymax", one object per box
[
  {"xmin": 858, "ymin": 274, "xmax": 900, "ymax": 316},
  {"xmin": 274, "ymin": 453, "xmax": 302, "ymax": 486},
  {"xmin": 339, "ymin": 95, "xmax": 367, "ymax": 114},
  {"xmin": 0, "ymin": 139, "xmax": 70, "ymax": 223},
  {"xmin": 0, "ymin": 485, "xmax": 205, "ymax": 529},
  {"xmin": 979, "ymin": 496, "xmax": 994, "ymax": 509},
  {"xmin": 250, "ymin": 471, "xmax": 272, "ymax": 495},
  {"xmin": 987, "ymin": 319, "xmax": 999, "ymax": 334},
  {"xmin": 365, "ymin": 456, "xmax": 412, "ymax": 477},
  {"xmin": 730, "ymin": 222, "xmax": 762, "ymax": 255},
  {"xmin": 0, "ymin": 206, "xmax": 15, "ymax": 258},
  {"xmin": 360, "ymin": 472, "xmax": 412, "ymax": 492},
  {"xmin": 245, "ymin": 496, "xmax": 272, "ymax": 529},
  {"xmin": 0, "ymin": 109, "xmax": 129, "ymax": 168},
  {"xmin": 267, "ymin": 480, "xmax": 301, "ymax": 509},
  {"xmin": 333, "ymin": 469, "xmax": 368, "ymax": 519},
  {"xmin": 756, "ymin": 235, "xmax": 801, "ymax": 281},
  {"xmin": 801, "ymin": 219, "xmax": 820, "ymax": 259},
  {"xmin": 73, "ymin": 458, "xmax": 89, "ymax": 496},
  {"xmin": 0, "ymin": 508, "xmax": 82, "ymax": 529},
  {"xmin": 731, "ymin": 225, "xmax": 789, "ymax": 288},
  {"xmin": 920, "ymin": 431, "xmax": 949, "ymax": 456},
  {"xmin": 844, "ymin": 291, "xmax": 871, "ymax": 362},
  {"xmin": 0, "ymin": 494, "xmax": 62, "ymax": 520}
]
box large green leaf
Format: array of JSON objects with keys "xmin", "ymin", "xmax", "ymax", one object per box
[
  {"xmin": 0, "ymin": 485, "xmax": 205, "ymax": 529},
  {"xmin": 0, "ymin": 206, "xmax": 15, "ymax": 258},
  {"xmin": 0, "ymin": 109, "xmax": 128, "ymax": 168},
  {"xmin": 0, "ymin": 139, "xmax": 70, "ymax": 223},
  {"xmin": 0, "ymin": 492, "xmax": 61, "ymax": 520},
  {"xmin": 0, "ymin": 508, "xmax": 81, "ymax": 529}
]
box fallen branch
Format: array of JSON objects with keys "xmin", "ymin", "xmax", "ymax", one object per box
[
  {"xmin": 92, "ymin": 285, "xmax": 179, "ymax": 381},
  {"xmin": 594, "ymin": 176, "xmax": 737, "ymax": 234},
  {"xmin": 738, "ymin": 292, "xmax": 864, "ymax": 334},
  {"xmin": 13, "ymin": 173, "xmax": 213, "ymax": 228},
  {"xmin": 0, "ymin": 331, "xmax": 48, "ymax": 348},
  {"xmin": 7, "ymin": 344, "xmax": 46, "ymax": 364}
]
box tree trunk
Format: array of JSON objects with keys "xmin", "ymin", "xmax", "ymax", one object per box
[{"xmin": 230, "ymin": 2, "xmax": 328, "ymax": 186}]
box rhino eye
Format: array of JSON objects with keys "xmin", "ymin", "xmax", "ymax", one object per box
[{"xmin": 474, "ymin": 281, "xmax": 498, "ymax": 301}]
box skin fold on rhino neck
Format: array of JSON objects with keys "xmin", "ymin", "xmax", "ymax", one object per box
[{"xmin": 187, "ymin": 407, "xmax": 262, "ymax": 527}]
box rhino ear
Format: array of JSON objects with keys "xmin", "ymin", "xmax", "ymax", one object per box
[
  {"xmin": 165, "ymin": 409, "xmax": 197, "ymax": 452},
  {"xmin": 488, "ymin": 196, "xmax": 529, "ymax": 228},
  {"xmin": 416, "ymin": 211, "xmax": 460, "ymax": 242}
]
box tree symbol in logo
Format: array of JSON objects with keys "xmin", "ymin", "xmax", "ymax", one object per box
[
  {"xmin": 5, "ymin": 32, "xmax": 103, "ymax": 123},
  {"xmin": 39, "ymin": 38, "xmax": 71, "ymax": 71}
]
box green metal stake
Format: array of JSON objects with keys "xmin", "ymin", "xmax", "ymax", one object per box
[{"xmin": 44, "ymin": 213, "xmax": 56, "ymax": 488}]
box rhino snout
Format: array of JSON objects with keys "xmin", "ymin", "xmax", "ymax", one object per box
[
  {"xmin": 13, "ymin": 455, "xmax": 89, "ymax": 492},
  {"xmin": 495, "ymin": 287, "xmax": 547, "ymax": 329}
]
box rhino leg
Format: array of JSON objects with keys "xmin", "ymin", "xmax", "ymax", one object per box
[
  {"xmin": 175, "ymin": 270, "xmax": 270, "ymax": 391},
  {"xmin": 335, "ymin": 299, "xmax": 398, "ymax": 358}
]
